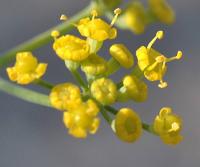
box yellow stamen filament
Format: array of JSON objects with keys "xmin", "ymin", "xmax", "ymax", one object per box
[
  {"xmin": 91, "ymin": 9, "xmax": 98, "ymax": 20},
  {"xmin": 60, "ymin": 14, "xmax": 68, "ymax": 21},
  {"xmin": 110, "ymin": 8, "xmax": 122, "ymax": 27},
  {"xmin": 166, "ymin": 51, "xmax": 183, "ymax": 62},
  {"xmin": 147, "ymin": 30, "xmax": 164, "ymax": 49},
  {"xmin": 168, "ymin": 122, "xmax": 180, "ymax": 132},
  {"xmin": 51, "ymin": 30, "xmax": 60, "ymax": 40}
]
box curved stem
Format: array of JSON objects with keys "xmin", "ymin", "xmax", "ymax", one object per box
[
  {"xmin": 0, "ymin": 3, "xmax": 95, "ymax": 68},
  {"xmin": 0, "ymin": 78, "xmax": 51, "ymax": 107}
]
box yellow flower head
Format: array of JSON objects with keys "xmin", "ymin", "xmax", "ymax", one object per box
[
  {"xmin": 136, "ymin": 30, "xmax": 183, "ymax": 88},
  {"xmin": 124, "ymin": 1, "xmax": 147, "ymax": 34},
  {"xmin": 63, "ymin": 99, "xmax": 100, "ymax": 138},
  {"xmin": 6, "ymin": 52, "xmax": 47, "ymax": 85},
  {"xmin": 53, "ymin": 35, "xmax": 90, "ymax": 61},
  {"xmin": 81, "ymin": 54, "xmax": 107, "ymax": 76},
  {"xmin": 77, "ymin": 8, "xmax": 121, "ymax": 41},
  {"xmin": 113, "ymin": 108, "xmax": 142, "ymax": 143},
  {"xmin": 109, "ymin": 44, "xmax": 134, "ymax": 69},
  {"xmin": 91, "ymin": 77, "xmax": 117, "ymax": 105},
  {"xmin": 49, "ymin": 83, "xmax": 82, "ymax": 111},
  {"xmin": 148, "ymin": 0, "xmax": 175, "ymax": 24},
  {"xmin": 122, "ymin": 75, "xmax": 148, "ymax": 102},
  {"xmin": 153, "ymin": 107, "xmax": 183, "ymax": 145}
]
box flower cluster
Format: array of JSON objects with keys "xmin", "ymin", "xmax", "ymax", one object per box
[
  {"xmin": 116, "ymin": 0, "xmax": 175, "ymax": 34},
  {"xmin": 6, "ymin": 7, "xmax": 183, "ymax": 145}
]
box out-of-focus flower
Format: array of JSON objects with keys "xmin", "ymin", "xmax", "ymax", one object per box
[
  {"xmin": 123, "ymin": 1, "xmax": 147, "ymax": 34},
  {"xmin": 112, "ymin": 108, "xmax": 142, "ymax": 142},
  {"xmin": 76, "ymin": 8, "xmax": 121, "ymax": 41},
  {"xmin": 53, "ymin": 35, "xmax": 90, "ymax": 61},
  {"xmin": 136, "ymin": 30, "xmax": 183, "ymax": 88},
  {"xmin": 91, "ymin": 77, "xmax": 117, "ymax": 105},
  {"xmin": 49, "ymin": 83, "xmax": 82, "ymax": 111},
  {"xmin": 63, "ymin": 99, "xmax": 100, "ymax": 138},
  {"xmin": 153, "ymin": 107, "xmax": 183, "ymax": 145},
  {"xmin": 6, "ymin": 52, "xmax": 47, "ymax": 85},
  {"xmin": 148, "ymin": 0, "xmax": 175, "ymax": 24}
]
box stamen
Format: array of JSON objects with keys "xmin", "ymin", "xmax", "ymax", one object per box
[
  {"xmin": 110, "ymin": 8, "xmax": 122, "ymax": 27},
  {"xmin": 147, "ymin": 30, "xmax": 164, "ymax": 49},
  {"xmin": 51, "ymin": 30, "xmax": 60, "ymax": 40},
  {"xmin": 60, "ymin": 14, "xmax": 68, "ymax": 21},
  {"xmin": 158, "ymin": 80, "xmax": 168, "ymax": 88},
  {"xmin": 168, "ymin": 122, "xmax": 180, "ymax": 132},
  {"xmin": 91, "ymin": 9, "xmax": 98, "ymax": 20},
  {"xmin": 166, "ymin": 51, "xmax": 183, "ymax": 62}
]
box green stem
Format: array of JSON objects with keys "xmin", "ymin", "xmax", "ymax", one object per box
[
  {"xmin": 100, "ymin": 105, "xmax": 112, "ymax": 125},
  {"xmin": 104, "ymin": 105, "xmax": 156, "ymax": 135},
  {"xmin": 0, "ymin": 3, "xmax": 95, "ymax": 68},
  {"xmin": 71, "ymin": 69, "xmax": 88, "ymax": 90},
  {"xmin": 142, "ymin": 123, "xmax": 157, "ymax": 135},
  {"xmin": 34, "ymin": 79, "xmax": 54, "ymax": 90},
  {"xmin": 0, "ymin": 78, "xmax": 51, "ymax": 107}
]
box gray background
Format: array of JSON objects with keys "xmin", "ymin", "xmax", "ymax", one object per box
[{"xmin": 0, "ymin": 0, "xmax": 199, "ymax": 167}]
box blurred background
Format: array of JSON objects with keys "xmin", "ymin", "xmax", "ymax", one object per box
[{"xmin": 0, "ymin": 0, "xmax": 199, "ymax": 166}]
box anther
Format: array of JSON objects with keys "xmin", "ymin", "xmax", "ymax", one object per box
[
  {"xmin": 51, "ymin": 30, "xmax": 60, "ymax": 39},
  {"xmin": 60, "ymin": 14, "xmax": 68, "ymax": 21},
  {"xmin": 147, "ymin": 30, "xmax": 164, "ymax": 49},
  {"xmin": 110, "ymin": 8, "xmax": 122, "ymax": 27}
]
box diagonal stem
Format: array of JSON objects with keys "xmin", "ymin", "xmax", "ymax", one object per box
[{"xmin": 0, "ymin": 3, "xmax": 95, "ymax": 68}]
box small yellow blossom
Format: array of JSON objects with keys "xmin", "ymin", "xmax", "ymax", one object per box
[
  {"xmin": 53, "ymin": 35, "xmax": 90, "ymax": 61},
  {"xmin": 91, "ymin": 78, "xmax": 117, "ymax": 105},
  {"xmin": 119, "ymin": 75, "xmax": 148, "ymax": 102},
  {"xmin": 136, "ymin": 30, "xmax": 183, "ymax": 88},
  {"xmin": 63, "ymin": 99, "xmax": 100, "ymax": 138},
  {"xmin": 51, "ymin": 30, "xmax": 60, "ymax": 39},
  {"xmin": 153, "ymin": 107, "xmax": 183, "ymax": 145},
  {"xmin": 49, "ymin": 83, "xmax": 82, "ymax": 111},
  {"xmin": 109, "ymin": 44, "xmax": 134, "ymax": 69},
  {"xmin": 81, "ymin": 54, "xmax": 107, "ymax": 76},
  {"xmin": 124, "ymin": 1, "xmax": 147, "ymax": 34},
  {"xmin": 76, "ymin": 8, "xmax": 121, "ymax": 41},
  {"xmin": 6, "ymin": 52, "xmax": 47, "ymax": 85},
  {"xmin": 113, "ymin": 108, "xmax": 142, "ymax": 143},
  {"xmin": 148, "ymin": 0, "xmax": 175, "ymax": 24}
]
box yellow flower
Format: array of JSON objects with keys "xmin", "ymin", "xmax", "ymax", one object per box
[
  {"xmin": 119, "ymin": 75, "xmax": 148, "ymax": 102},
  {"xmin": 91, "ymin": 77, "xmax": 117, "ymax": 105},
  {"xmin": 53, "ymin": 35, "xmax": 90, "ymax": 61},
  {"xmin": 109, "ymin": 44, "xmax": 134, "ymax": 69},
  {"xmin": 76, "ymin": 8, "xmax": 121, "ymax": 41},
  {"xmin": 153, "ymin": 107, "xmax": 183, "ymax": 145},
  {"xmin": 136, "ymin": 30, "xmax": 183, "ymax": 88},
  {"xmin": 63, "ymin": 99, "xmax": 100, "ymax": 138},
  {"xmin": 124, "ymin": 1, "xmax": 147, "ymax": 34},
  {"xmin": 6, "ymin": 52, "xmax": 47, "ymax": 85},
  {"xmin": 49, "ymin": 83, "xmax": 82, "ymax": 111},
  {"xmin": 113, "ymin": 108, "xmax": 142, "ymax": 143},
  {"xmin": 148, "ymin": 0, "xmax": 175, "ymax": 24},
  {"xmin": 81, "ymin": 54, "xmax": 107, "ymax": 76}
]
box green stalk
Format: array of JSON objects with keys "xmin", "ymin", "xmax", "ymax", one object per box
[
  {"xmin": 0, "ymin": 3, "xmax": 95, "ymax": 68},
  {"xmin": 34, "ymin": 79, "xmax": 54, "ymax": 89},
  {"xmin": 0, "ymin": 78, "xmax": 51, "ymax": 107},
  {"xmin": 71, "ymin": 69, "xmax": 88, "ymax": 90}
]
